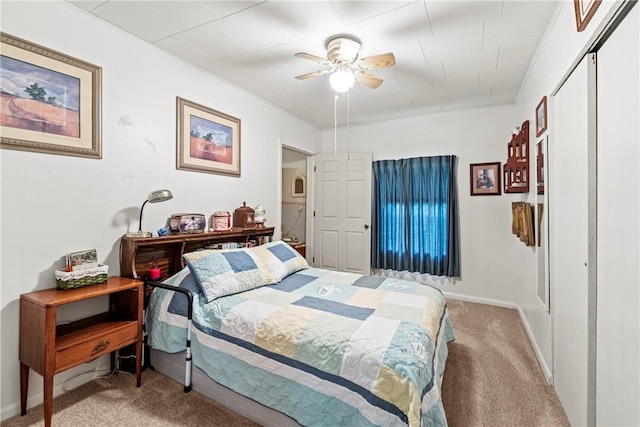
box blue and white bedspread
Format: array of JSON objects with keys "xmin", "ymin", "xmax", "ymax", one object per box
[{"xmin": 148, "ymin": 264, "xmax": 454, "ymax": 426}]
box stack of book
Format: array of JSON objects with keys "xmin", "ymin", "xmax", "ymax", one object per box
[{"xmin": 205, "ymin": 242, "xmax": 249, "ymax": 250}]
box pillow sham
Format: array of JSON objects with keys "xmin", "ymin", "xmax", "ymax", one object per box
[
  {"xmin": 183, "ymin": 240, "xmax": 308, "ymax": 302},
  {"xmin": 257, "ymin": 240, "xmax": 309, "ymax": 281}
]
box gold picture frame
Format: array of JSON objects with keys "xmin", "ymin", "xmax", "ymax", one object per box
[
  {"xmin": 0, "ymin": 32, "xmax": 102, "ymax": 158},
  {"xmin": 573, "ymin": 0, "xmax": 602, "ymax": 32},
  {"xmin": 176, "ymin": 96, "xmax": 241, "ymax": 177}
]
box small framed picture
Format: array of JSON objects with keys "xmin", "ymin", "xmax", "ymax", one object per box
[
  {"xmin": 536, "ymin": 96, "xmax": 547, "ymax": 137},
  {"xmin": 470, "ymin": 162, "xmax": 501, "ymax": 196},
  {"xmin": 176, "ymin": 96, "xmax": 241, "ymax": 177},
  {"xmin": 573, "ymin": 0, "xmax": 602, "ymax": 32}
]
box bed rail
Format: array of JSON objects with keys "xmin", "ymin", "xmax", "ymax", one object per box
[{"xmin": 144, "ymin": 280, "xmax": 193, "ymax": 393}]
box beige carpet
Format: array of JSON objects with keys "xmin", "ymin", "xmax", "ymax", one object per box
[
  {"xmin": 2, "ymin": 368, "xmax": 258, "ymax": 427},
  {"xmin": 3, "ymin": 299, "xmax": 569, "ymax": 427},
  {"xmin": 442, "ymin": 299, "xmax": 569, "ymax": 427}
]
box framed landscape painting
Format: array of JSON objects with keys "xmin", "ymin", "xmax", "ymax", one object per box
[
  {"xmin": 0, "ymin": 33, "xmax": 102, "ymax": 158},
  {"xmin": 176, "ymin": 96, "xmax": 241, "ymax": 177}
]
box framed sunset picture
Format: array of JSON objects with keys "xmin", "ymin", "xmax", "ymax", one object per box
[
  {"xmin": 0, "ymin": 33, "xmax": 102, "ymax": 158},
  {"xmin": 176, "ymin": 96, "xmax": 240, "ymax": 177}
]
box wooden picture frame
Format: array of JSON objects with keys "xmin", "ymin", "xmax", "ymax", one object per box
[
  {"xmin": 535, "ymin": 96, "xmax": 547, "ymax": 137},
  {"xmin": 470, "ymin": 162, "xmax": 501, "ymax": 196},
  {"xmin": 573, "ymin": 0, "xmax": 602, "ymax": 32},
  {"xmin": 176, "ymin": 96, "xmax": 240, "ymax": 177},
  {"xmin": 291, "ymin": 174, "xmax": 306, "ymax": 198},
  {"xmin": 0, "ymin": 32, "xmax": 102, "ymax": 158}
]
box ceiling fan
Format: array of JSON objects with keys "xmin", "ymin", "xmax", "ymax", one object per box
[{"xmin": 294, "ymin": 35, "xmax": 395, "ymax": 91}]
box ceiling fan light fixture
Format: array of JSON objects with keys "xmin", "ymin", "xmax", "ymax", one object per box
[{"xmin": 330, "ymin": 69, "xmax": 354, "ymax": 93}]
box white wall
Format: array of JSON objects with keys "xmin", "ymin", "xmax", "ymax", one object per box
[
  {"xmin": 514, "ymin": 0, "xmax": 626, "ymax": 381},
  {"xmin": 0, "ymin": 1, "xmax": 320, "ymax": 420},
  {"xmin": 321, "ymin": 105, "xmax": 521, "ymax": 305}
]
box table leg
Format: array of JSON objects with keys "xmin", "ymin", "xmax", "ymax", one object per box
[
  {"xmin": 20, "ymin": 363, "xmax": 28, "ymax": 415},
  {"xmin": 135, "ymin": 339, "xmax": 142, "ymax": 387},
  {"xmin": 43, "ymin": 374, "xmax": 53, "ymax": 427}
]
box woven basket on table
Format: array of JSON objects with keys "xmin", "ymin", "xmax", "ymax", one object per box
[{"xmin": 54, "ymin": 265, "xmax": 109, "ymax": 290}]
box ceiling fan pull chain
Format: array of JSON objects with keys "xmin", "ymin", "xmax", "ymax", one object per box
[
  {"xmin": 334, "ymin": 92, "xmax": 338, "ymax": 155},
  {"xmin": 347, "ymin": 89, "xmax": 350, "ymax": 158}
]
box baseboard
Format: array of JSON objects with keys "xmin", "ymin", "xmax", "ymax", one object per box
[
  {"xmin": 443, "ymin": 291, "xmax": 553, "ymax": 385},
  {"xmin": 442, "ymin": 291, "xmax": 519, "ymax": 309},
  {"xmin": 515, "ymin": 306, "xmax": 553, "ymax": 384}
]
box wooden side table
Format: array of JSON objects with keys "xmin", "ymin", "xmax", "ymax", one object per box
[
  {"xmin": 19, "ymin": 277, "xmax": 143, "ymax": 427},
  {"xmin": 286, "ymin": 242, "xmax": 306, "ymax": 258}
]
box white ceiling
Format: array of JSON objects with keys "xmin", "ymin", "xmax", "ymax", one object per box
[{"xmin": 66, "ymin": 0, "xmax": 558, "ymax": 130}]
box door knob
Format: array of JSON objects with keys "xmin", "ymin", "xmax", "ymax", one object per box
[{"xmin": 364, "ymin": 224, "xmax": 369, "ymax": 230}]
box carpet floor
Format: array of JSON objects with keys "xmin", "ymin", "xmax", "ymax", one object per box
[{"xmin": 2, "ymin": 299, "xmax": 569, "ymax": 426}]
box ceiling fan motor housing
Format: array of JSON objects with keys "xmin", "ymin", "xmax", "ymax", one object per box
[{"xmin": 325, "ymin": 36, "xmax": 361, "ymax": 63}]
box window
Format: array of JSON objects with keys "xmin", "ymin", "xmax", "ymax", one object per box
[{"xmin": 372, "ymin": 156, "xmax": 460, "ymax": 277}]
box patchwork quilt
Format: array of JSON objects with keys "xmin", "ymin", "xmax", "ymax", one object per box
[{"xmin": 147, "ymin": 248, "xmax": 454, "ymax": 427}]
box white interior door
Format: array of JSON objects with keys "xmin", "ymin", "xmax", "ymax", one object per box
[
  {"xmin": 312, "ymin": 153, "xmax": 372, "ymax": 274},
  {"xmin": 551, "ymin": 55, "xmax": 592, "ymax": 427},
  {"xmin": 595, "ymin": 5, "xmax": 640, "ymax": 425}
]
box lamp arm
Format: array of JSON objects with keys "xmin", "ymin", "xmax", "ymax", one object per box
[{"xmin": 138, "ymin": 199, "xmax": 150, "ymax": 232}]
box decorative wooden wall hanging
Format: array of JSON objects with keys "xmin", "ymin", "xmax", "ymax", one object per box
[
  {"xmin": 511, "ymin": 202, "xmax": 535, "ymax": 247},
  {"xmin": 504, "ymin": 120, "xmax": 530, "ymax": 193},
  {"xmin": 536, "ymin": 140, "xmax": 544, "ymax": 195}
]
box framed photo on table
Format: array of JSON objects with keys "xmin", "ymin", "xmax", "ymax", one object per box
[
  {"xmin": 536, "ymin": 96, "xmax": 548, "ymax": 137},
  {"xmin": 0, "ymin": 32, "xmax": 102, "ymax": 158},
  {"xmin": 176, "ymin": 96, "xmax": 241, "ymax": 177},
  {"xmin": 470, "ymin": 162, "xmax": 501, "ymax": 196}
]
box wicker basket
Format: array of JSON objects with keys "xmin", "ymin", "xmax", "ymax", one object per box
[{"xmin": 55, "ymin": 265, "xmax": 109, "ymax": 290}]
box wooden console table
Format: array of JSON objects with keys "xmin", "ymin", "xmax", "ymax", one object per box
[
  {"xmin": 119, "ymin": 227, "xmax": 275, "ymax": 280},
  {"xmin": 19, "ymin": 277, "xmax": 143, "ymax": 427}
]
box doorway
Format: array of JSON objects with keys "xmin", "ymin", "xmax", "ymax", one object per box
[{"xmin": 281, "ymin": 146, "xmax": 311, "ymax": 258}]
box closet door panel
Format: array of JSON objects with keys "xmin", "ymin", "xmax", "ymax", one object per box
[
  {"xmin": 596, "ymin": 5, "xmax": 640, "ymax": 425},
  {"xmin": 551, "ymin": 55, "xmax": 590, "ymax": 427}
]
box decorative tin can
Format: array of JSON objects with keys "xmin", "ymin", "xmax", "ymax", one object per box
[
  {"xmin": 212, "ymin": 211, "xmax": 232, "ymax": 231},
  {"xmin": 233, "ymin": 202, "xmax": 255, "ymax": 229}
]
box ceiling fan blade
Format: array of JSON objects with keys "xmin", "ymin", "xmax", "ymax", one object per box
[
  {"xmin": 295, "ymin": 52, "xmax": 331, "ymax": 65},
  {"xmin": 355, "ymin": 71, "xmax": 384, "ymax": 89},
  {"xmin": 358, "ymin": 52, "xmax": 396, "ymax": 70},
  {"xmin": 295, "ymin": 69, "xmax": 331, "ymax": 80}
]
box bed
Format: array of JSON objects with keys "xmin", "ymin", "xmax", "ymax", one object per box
[{"xmin": 142, "ymin": 240, "xmax": 454, "ymax": 426}]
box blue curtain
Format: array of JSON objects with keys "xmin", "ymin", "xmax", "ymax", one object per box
[{"xmin": 372, "ymin": 155, "xmax": 460, "ymax": 277}]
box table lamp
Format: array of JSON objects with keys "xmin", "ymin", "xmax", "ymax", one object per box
[{"xmin": 127, "ymin": 189, "xmax": 173, "ymax": 237}]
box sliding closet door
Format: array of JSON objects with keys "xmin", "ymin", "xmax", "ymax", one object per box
[
  {"xmin": 596, "ymin": 4, "xmax": 640, "ymax": 425},
  {"xmin": 551, "ymin": 54, "xmax": 592, "ymax": 427}
]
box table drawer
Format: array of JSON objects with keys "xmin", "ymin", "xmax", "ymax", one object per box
[{"xmin": 55, "ymin": 322, "xmax": 138, "ymax": 371}]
